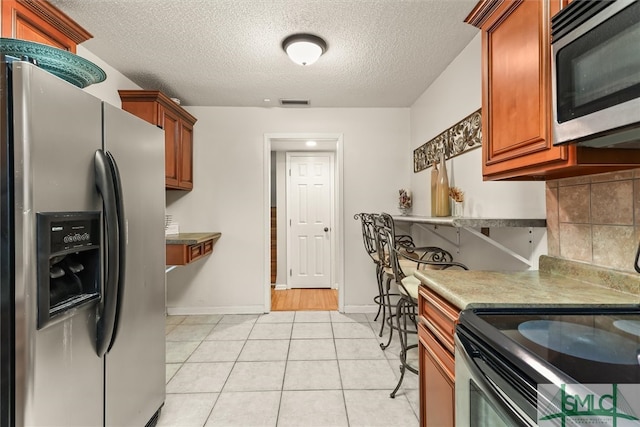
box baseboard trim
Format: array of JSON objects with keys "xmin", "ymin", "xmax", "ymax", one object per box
[
  {"xmin": 342, "ymin": 304, "xmax": 378, "ymax": 314},
  {"xmin": 167, "ymin": 304, "xmax": 378, "ymax": 315},
  {"xmin": 167, "ymin": 305, "xmax": 266, "ymax": 315},
  {"xmin": 274, "ymin": 284, "xmax": 287, "ymax": 290}
]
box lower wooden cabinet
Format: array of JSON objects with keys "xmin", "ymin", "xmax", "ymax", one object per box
[
  {"xmin": 419, "ymin": 323, "xmax": 455, "ymax": 427},
  {"xmin": 165, "ymin": 233, "xmax": 220, "ymax": 266},
  {"xmin": 418, "ymin": 285, "xmax": 460, "ymax": 427}
]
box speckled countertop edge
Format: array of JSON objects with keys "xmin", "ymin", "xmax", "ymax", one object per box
[
  {"xmin": 165, "ymin": 232, "xmax": 221, "ymax": 245},
  {"xmin": 392, "ymin": 215, "xmax": 546, "ymax": 228},
  {"xmin": 414, "ymin": 255, "xmax": 640, "ymax": 310}
]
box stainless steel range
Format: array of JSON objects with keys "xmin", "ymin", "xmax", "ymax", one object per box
[{"xmin": 455, "ymin": 307, "xmax": 640, "ymax": 427}]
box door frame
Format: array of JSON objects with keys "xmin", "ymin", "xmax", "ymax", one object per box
[
  {"xmin": 286, "ymin": 151, "xmax": 335, "ymax": 289},
  {"xmin": 263, "ymin": 133, "xmax": 344, "ymax": 313}
]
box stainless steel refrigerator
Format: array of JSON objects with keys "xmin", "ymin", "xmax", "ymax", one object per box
[{"xmin": 0, "ymin": 58, "xmax": 166, "ymax": 426}]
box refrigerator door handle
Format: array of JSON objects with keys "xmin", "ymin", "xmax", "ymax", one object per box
[
  {"xmin": 105, "ymin": 150, "xmax": 126, "ymax": 353},
  {"xmin": 94, "ymin": 150, "xmax": 127, "ymax": 356}
]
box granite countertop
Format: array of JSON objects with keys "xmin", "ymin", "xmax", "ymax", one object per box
[
  {"xmin": 166, "ymin": 232, "xmax": 221, "ymax": 245},
  {"xmin": 414, "ymin": 255, "xmax": 640, "ymax": 310},
  {"xmin": 392, "ymin": 215, "xmax": 546, "ymax": 228}
]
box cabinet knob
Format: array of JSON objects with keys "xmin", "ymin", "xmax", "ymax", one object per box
[{"xmin": 324, "ymin": 227, "xmax": 329, "ymax": 232}]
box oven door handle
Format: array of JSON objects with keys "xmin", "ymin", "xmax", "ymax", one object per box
[{"xmin": 456, "ymin": 333, "xmax": 536, "ymax": 427}]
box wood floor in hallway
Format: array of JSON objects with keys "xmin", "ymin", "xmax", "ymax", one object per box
[{"xmin": 271, "ymin": 287, "xmax": 338, "ymax": 311}]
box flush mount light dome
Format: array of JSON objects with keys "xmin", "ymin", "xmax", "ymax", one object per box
[{"xmin": 282, "ymin": 33, "xmax": 327, "ymax": 66}]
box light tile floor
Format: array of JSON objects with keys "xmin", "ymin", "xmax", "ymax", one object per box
[{"xmin": 159, "ymin": 311, "xmax": 419, "ymax": 427}]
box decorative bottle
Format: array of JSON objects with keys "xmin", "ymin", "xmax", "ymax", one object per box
[
  {"xmin": 435, "ymin": 151, "xmax": 450, "ymax": 217},
  {"xmin": 430, "ymin": 161, "xmax": 438, "ymax": 216}
]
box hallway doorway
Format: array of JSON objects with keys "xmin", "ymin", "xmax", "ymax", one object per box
[
  {"xmin": 264, "ymin": 133, "xmax": 344, "ymax": 313},
  {"xmin": 286, "ymin": 152, "xmax": 334, "ymax": 289},
  {"xmin": 271, "ymin": 288, "xmax": 338, "ymax": 311}
]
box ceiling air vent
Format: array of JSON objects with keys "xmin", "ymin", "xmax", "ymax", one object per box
[{"xmin": 279, "ymin": 98, "xmax": 310, "ymax": 106}]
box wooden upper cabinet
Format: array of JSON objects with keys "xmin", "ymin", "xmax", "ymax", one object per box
[
  {"xmin": 1, "ymin": 0, "xmax": 92, "ymax": 52},
  {"xmin": 483, "ymin": 0, "xmax": 552, "ymax": 170},
  {"xmin": 161, "ymin": 106, "xmax": 181, "ymax": 188},
  {"xmin": 119, "ymin": 90, "xmax": 197, "ymax": 191},
  {"xmin": 466, "ymin": 0, "xmax": 640, "ymax": 180},
  {"xmin": 179, "ymin": 122, "xmax": 194, "ymax": 190}
]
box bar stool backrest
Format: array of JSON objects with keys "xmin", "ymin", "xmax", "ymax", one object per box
[
  {"xmin": 354, "ymin": 213, "xmax": 379, "ymax": 264},
  {"xmin": 375, "ymin": 213, "xmax": 414, "ymax": 268},
  {"xmin": 373, "ymin": 213, "xmax": 393, "ymax": 272},
  {"xmin": 379, "ymin": 212, "xmax": 469, "ymax": 283}
]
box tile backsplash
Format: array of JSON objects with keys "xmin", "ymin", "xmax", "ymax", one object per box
[{"xmin": 546, "ymin": 169, "xmax": 640, "ymax": 272}]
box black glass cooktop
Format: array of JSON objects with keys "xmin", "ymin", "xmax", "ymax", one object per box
[{"xmin": 458, "ymin": 307, "xmax": 640, "ymax": 385}]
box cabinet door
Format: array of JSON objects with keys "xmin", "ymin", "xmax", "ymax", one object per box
[
  {"xmin": 119, "ymin": 91, "xmax": 197, "ymax": 191},
  {"xmin": 14, "ymin": 15, "xmax": 70, "ymax": 50},
  {"xmin": 419, "ymin": 286, "xmax": 459, "ymax": 353},
  {"xmin": 468, "ymin": 0, "xmax": 640, "ymax": 180},
  {"xmin": 482, "ymin": 0, "xmax": 565, "ymax": 179},
  {"xmin": 1, "ymin": 0, "xmax": 91, "ymax": 52},
  {"xmin": 419, "ymin": 323, "xmax": 455, "ymax": 427},
  {"xmin": 162, "ymin": 107, "xmax": 181, "ymax": 188},
  {"xmin": 178, "ymin": 121, "xmax": 194, "ymax": 190}
]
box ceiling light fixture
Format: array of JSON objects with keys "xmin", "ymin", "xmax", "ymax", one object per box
[
  {"xmin": 305, "ymin": 140, "xmax": 317, "ymax": 147},
  {"xmin": 282, "ymin": 34, "xmax": 327, "ymax": 66}
]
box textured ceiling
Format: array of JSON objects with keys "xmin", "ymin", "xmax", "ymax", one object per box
[{"xmin": 49, "ymin": 0, "xmax": 479, "ymax": 108}]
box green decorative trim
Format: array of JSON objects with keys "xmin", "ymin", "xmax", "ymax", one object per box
[
  {"xmin": 1, "ymin": 38, "xmax": 106, "ymax": 88},
  {"xmin": 413, "ymin": 108, "xmax": 482, "ymax": 173}
]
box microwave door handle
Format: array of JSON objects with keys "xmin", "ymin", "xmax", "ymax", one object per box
[{"xmin": 94, "ymin": 150, "xmax": 122, "ymax": 357}]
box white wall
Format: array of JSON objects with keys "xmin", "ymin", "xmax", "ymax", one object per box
[
  {"xmin": 75, "ymin": 33, "xmax": 548, "ymax": 315},
  {"xmin": 165, "ymin": 107, "xmax": 410, "ymax": 314},
  {"xmin": 76, "ymin": 46, "xmax": 142, "ymax": 106},
  {"xmin": 409, "ymin": 33, "xmax": 547, "ymax": 270},
  {"xmin": 73, "ymin": 45, "xmax": 410, "ymax": 314}
]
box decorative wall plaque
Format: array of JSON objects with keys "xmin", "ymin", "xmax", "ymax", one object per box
[{"xmin": 413, "ymin": 108, "xmax": 482, "ymax": 173}]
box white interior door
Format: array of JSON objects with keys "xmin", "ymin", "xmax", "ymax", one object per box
[{"xmin": 287, "ymin": 153, "xmax": 333, "ymax": 288}]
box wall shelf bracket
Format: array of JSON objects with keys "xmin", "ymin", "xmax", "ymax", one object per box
[
  {"xmin": 416, "ymin": 224, "xmax": 460, "ymax": 252},
  {"xmin": 393, "ymin": 216, "xmax": 544, "ymax": 267},
  {"xmin": 462, "ymin": 226, "xmax": 533, "ymax": 267}
]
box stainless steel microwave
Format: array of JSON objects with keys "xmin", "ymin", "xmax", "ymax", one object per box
[{"xmin": 551, "ymin": 0, "xmax": 640, "ymax": 148}]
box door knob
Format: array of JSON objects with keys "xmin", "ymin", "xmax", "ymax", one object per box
[{"xmin": 324, "ymin": 227, "xmax": 329, "ymax": 232}]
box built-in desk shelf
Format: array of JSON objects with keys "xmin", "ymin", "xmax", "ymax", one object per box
[
  {"xmin": 392, "ymin": 215, "xmax": 546, "ymax": 228},
  {"xmin": 166, "ymin": 232, "xmax": 221, "ymax": 267},
  {"xmin": 392, "ymin": 216, "xmax": 546, "ymax": 267}
]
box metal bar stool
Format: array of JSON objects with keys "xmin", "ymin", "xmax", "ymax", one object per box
[
  {"xmin": 374, "ymin": 213, "xmax": 430, "ymax": 347},
  {"xmin": 354, "ymin": 213, "xmax": 385, "ymax": 323},
  {"xmin": 373, "ymin": 214, "xmax": 402, "ymax": 344},
  {"xmin": 379, "ymin": 215, "xmax": 468, "ymax": 398},
  {"xmin": 355, "ymin": 212, "xmax": 417, "ymax": 339}
]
